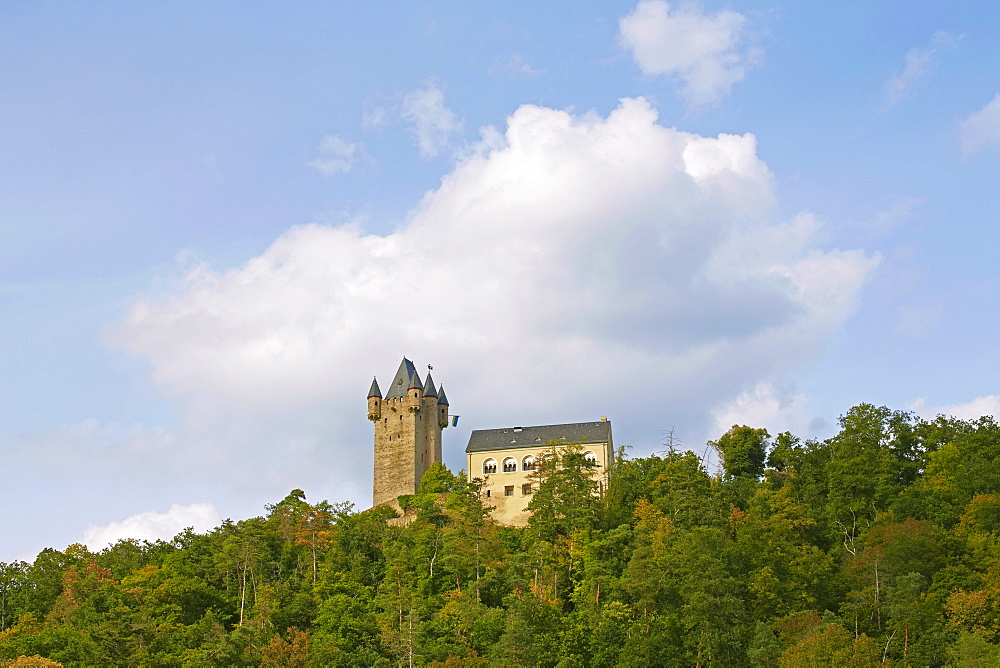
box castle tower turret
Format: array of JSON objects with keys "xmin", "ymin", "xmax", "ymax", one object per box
[
  {"xmin": 371, "ymin": 358, "xmax": 449, "ymax": 508},
  {"xmin": 422, "ymin": 375, "xmax": 437, "ymax": 399},
  {"xmin": 367, "ymin": 377, "xmax": 382, "ymax": 422},
  {"xmin": 407, "ymin": 371, "xmax": 423, "ymax": 410},
  {"xmin": 437, "ymin": 385, "xmax": 450, "ymax": 428},
  {"xmin": 422, "ymin": 374, "xmax": 443, "ymax": 469}
]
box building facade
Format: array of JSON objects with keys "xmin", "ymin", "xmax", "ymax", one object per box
[
  {"xmin": 465, "ymin": 419, "xmax": 613, "ymax": 527},
  {"xmin": 368, "ymin": 358, "xmax": 450, "ymax": 508}
]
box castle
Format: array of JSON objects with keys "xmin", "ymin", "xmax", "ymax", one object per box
[
  {"xmin": 367, "ymin": 357, "xmax": 450, "ymax": 508},
  {"xmin": 368, "ymin": 357, "xmax": 613, "ymax": 525}
]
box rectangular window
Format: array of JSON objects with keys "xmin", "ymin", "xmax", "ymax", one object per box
[
  {"xmin": 485, "ymin": 489, "xmax": 491, "ymax": 498},
  {"xmin": 504, "ymin": 486, "xmax": 514, "ymax": 497},
  {"xmin": 522, "ymin": 483, "xmax": 533, "ymax": 495}
]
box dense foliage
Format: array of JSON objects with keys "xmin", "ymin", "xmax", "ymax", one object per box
[{"xmin": 3, "ymin": 404, "xmax": 1000, "ymax": 666}]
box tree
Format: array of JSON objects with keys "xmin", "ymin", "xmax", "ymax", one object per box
[
  {"xmin": 895, "ymin": 416, "xmax": 1000, "ymax": 526},
  {"xmin": 621, "ymin": 501, "xmax": 747, "ymax": 664},
  {"xmin": 0, "ymin": 562, "xmax": 29, "ymax": 632},
  {"xmin": 824, "ymin": 405, "xmax": 915, "ymax": 553},
  {"xmin": 260, "ymin": 627, "xmax": 311, "ymax": 667},
  {"xmin": 440, "ymin": 478, "xmax": 498, "ymax": 602},
  {"xmin": 646, "ymin": 450, "xmax": 720, "ymax": 529},
  {"xmin": 375, "ymin": 537, "xmax": 423, "ymax": 667},
  {"xmin": 527, "ymin": 444, "xmax": 602, "ymax": 541},
  {"xmin": 489, "ymin": 593, "xmax": 562, "ymax": 665},
  {"xmin": 523, "ymin": 444, "xmax": 603, "ymax": 606},
  {"xmin": 712, "ymin": 425, "xmax": 770, "ymax": 481},
  {"xmin": 765, "ymin": 431, "xmax": 800, "ymax": 474},
  {"xmin": 731, "ymin": 487, "xmax": 834, "ymax": 621},
  {"xmin": 419, "ymin": 462, "xmax": 464, "ymax": 494},
  {"xmin": 778, "ymin": 622, "xmax": 880, "ymax": 667},
  {"xmin": 711, "ymin": 425, "xmax": 770, "ymax": 510}
]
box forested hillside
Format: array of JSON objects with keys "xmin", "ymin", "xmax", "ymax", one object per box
[{"xmin": 3, "ymin": 404, "xmax": 1000, "ymax": 666}]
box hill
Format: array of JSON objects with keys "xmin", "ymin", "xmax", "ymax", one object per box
[{"xmin": 1, "ymin": 403, "xmax": 999, "ymax": 666}]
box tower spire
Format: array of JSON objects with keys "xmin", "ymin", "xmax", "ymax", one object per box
[
  {"xmin": 408, "ymin": 370, "xmax": 423, "ymax": 391},
  {"xmin": 423, "ymin": 374, "xmax": 438, "ymax": 398},
  {"xmin": 385, "ymin": 357, "xmax": 418, "ymax": 399}
]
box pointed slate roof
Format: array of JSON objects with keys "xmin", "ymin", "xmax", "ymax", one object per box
[
  {"xmin": 385, "ymin": 357, "xmax": 419, "ymax": 400},
  {"xmin": 423, "ymin": 374, "xmax": 438, "ymax": 398},
  {"xmin": 465, "ymin": 421, "xmax": 612, "ymax": 453},
  {"xmin": 408, "ymin": 369, "xmax": 423, "ymax": 391},
  {"xmin": 368, "ymin": 377, "xmax": 382, "ymax": 399},
  {"xmin": 437, "ymin": 385, "xmax": 449, "ymax": 406}
]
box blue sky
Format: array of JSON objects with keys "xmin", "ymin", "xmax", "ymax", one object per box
[{"xmin": 2, "ymin": 1, "xmax": 999, "ymax": 561}]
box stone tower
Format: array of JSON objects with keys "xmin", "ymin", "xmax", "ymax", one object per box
[{"xmin": 368, "ymin": 357, "xmax": 450, "ymax": 508}]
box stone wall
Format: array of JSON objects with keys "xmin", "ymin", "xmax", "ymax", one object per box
[{"xmin": 371, "ymin": 386, "xmax": 446, "ymax": 508}]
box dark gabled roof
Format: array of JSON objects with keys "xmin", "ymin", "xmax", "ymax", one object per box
[
  {"xmin": 368, "ymin": 377, "xmax": 382, "ymax": 399},
  {"xmin": 423, "ymin": 374, "xmax": 438, "ymax": 398},
  {"xmin": 465, "ymin": 421, "xmax": 612, "ymax": 453},
  {"xmin": 437, "ymin": 385, "xmax": 449, "ymax": 406},
  {"xmin": 385, "ymin": 358, "xmax": 419, "ymax": 400}
]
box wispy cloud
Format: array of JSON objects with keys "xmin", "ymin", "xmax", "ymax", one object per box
[
  {"xmin": 619, "ymin": 0, "xmax": 760, "ymax": 106},
  {"xmin": 883, "ymin": 31, "xmax": 958, "ymax": 109},
  {"xmin": 401, "ymin": 80, "xmax": 463, "ymax": 158},
  {"xmin": 362, "ymin": 104, "xmax": 389, "ymax": 130},
  {"xmin": 960, "ymin": 93, "xmax": 1000, "ymax": 156},
  {"xmin": 491, "ymin": 54, "xmax": 544, "ymax": 78},
  {"xmin": 308, "ymin": 134, "xmax": 363, "ymax": 176},
  {"xmin": 361, "ymin": 80, "xmax": 464, "ymax": 158}
]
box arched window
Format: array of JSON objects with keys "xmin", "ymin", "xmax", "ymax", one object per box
[
  {"xmin": 483, "ymin": 458, "xmax": 498, "ymax": 475},
  {"xmin": 584, "ymin": 451, "xmax": 598, "ymax": 465},
  {"xmin": 503, "ymin": 457, "xmax": 517, "ymax": 473},
  {"xmin": 522, "ymin": 455, "xmax": 536, "ymax": 471}
]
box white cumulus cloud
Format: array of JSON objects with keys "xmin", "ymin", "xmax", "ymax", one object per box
[
  {"xmin": 711, "ymin": 383, "xmax": 813, "ymax": 438},
  {"xmin": 883, "ymin": 31, "xmax": 957, "ymax": 109},
  {"xmin": 960, "ymin": 93, "xmax": 1000, "ymax": 156},
  {"xmin": 619, "ymin": 0, "xmax": 760, "ymax": 106},
  {"xmin": 401, "ymin": 80, "xmax": 463, "ymax": 157},
  {"xmin": 910, "ymin": 395, "xmax": 1000, "ymax": 422},
  {"xmin": 117, "ymin": 97, "xmax": 876, "ymax": 501},
  {"xmin": 308, "ymin": 134, "xmax": 362, "ymax": 176},
  {"xmin": 82, "ymin": 503, "xmax": 221, "ymax": 551}
]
